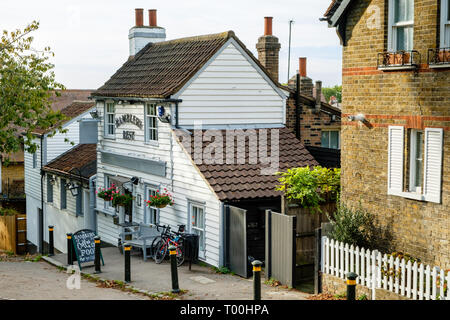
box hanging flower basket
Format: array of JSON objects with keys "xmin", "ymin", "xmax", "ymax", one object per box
[
  {"xmin": 146, "ymin": 188, "xmax": 174, "ymax": 209},
  {"xmin": 112, "ymin": 193, "xmax": 133, "ymax": 207},
  {"xmin": 96, "ymin": 184, "xmax": 117, "ymax": 202}
]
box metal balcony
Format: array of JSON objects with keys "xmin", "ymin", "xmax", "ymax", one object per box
[
  {"xmin": 428, "ymin": 47, "xmax": 450, "ymax": 68},
  {"xmin": 377, "ymin": 50, "xmax": 420, "ymax": 71}
]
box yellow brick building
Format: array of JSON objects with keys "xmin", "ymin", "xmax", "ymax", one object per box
[{"xmin": 323, "ymin": 0, "xmax": 449, "ymax": 268}]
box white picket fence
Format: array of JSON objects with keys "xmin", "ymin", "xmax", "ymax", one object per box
[{"xmin": 321, "ymin": 236, "xmax": 449, "ymax": 300}]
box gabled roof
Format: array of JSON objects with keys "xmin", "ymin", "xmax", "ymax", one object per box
[
  {"xmin": 92, "ymin": 31, "xmax": 285, "ymax": 99},
  {"xmin": 175, "ymin": 127, "xmax": 318, "ymax": 201},
  {"xmin": 42, "ymin": 144, "xmax": 97, "ymax": 181},
  {"xmin": 33, "ymin": 101, "xmax": 95, "ymax": 135}
]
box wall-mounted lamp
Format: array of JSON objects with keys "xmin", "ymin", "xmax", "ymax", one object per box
[
  {"xmin": 67, "ymin": 182, "xmax": 80, "ymax": 197},
  {"xmin": 131, "ymin": 176, "xmax": 140, "ymax": 185},
  {"xmin": 90, "ymin": 109, "xmax": 99, "ymax": 119},
  {"xmin": 347, "ymin": 113, "xmax": 366, "ymax": 122}
]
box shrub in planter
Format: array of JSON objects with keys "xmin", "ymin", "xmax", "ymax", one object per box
[{"xmin": 146, "ymin": 188, "xmax": 174, "ymax": 208}]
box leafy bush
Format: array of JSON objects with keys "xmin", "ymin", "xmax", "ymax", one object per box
[
  {"xmin": 276, "ymin": 166, "xmax": 340, "ymax": 213},
  {"xmin": 327, "ymin": 202, "xmax": 373, "ymax": 248},
  {"xmin": 0, "ymin": 207, "xmax": 21, "ymax": 216}
]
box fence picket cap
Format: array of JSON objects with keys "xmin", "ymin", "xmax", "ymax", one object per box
[
  {"xmin": 432, "ymin": 267, "xmax": 438, "ymax": 300},
  {"xmin": 412, "ymin": 261, "xmax": 418, "ymax": 300},
  {"xmin": 425, "ymin": 265, "xmax": 431, "ymax": 300},
  {"xmin": 418, "ymin": 263, "xmax": 424, "ymax": 300}
]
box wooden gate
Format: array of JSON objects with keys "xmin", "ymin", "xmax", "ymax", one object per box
[
  {"xmin": 265, "ymin": 210, "xmax": 296, "ymax": 287},
  {"xmin": 225, "ymin": 205, "xmax": 249, "ymax": 278},
  {"xmin": 0, "ymin": 214, "xmax": 27, "ymax": 254},
  {"xmin": 287, "ymin": 203, "xmax": 334, "ymax": 283}
]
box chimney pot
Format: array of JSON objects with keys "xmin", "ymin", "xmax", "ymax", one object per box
[
  {"xmin": 135, "ymin": 8, "xmax": 144, "ymax": 27},
  {"xmin": 264, "ymin": 17, "xmax": 273, "ymax": 36},
  {"xmin": 149, "ymin": 9, "xmax": 157, "ymax": 27},
  {"xmin": 299, "ymin": 57, "xmax": 307, "ymax": 77}
]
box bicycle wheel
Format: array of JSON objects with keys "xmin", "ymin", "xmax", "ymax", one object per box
[
  {"xmin": 176, "ymin": 242, "xmax": 185, "ymax": 267},
  {"xmin": 151, "ymin": 236, "xmax": 162, "ymax": 258},
  {"xmin": 154, "ymin": 238, "xmax": 168, "ymax": 264}
]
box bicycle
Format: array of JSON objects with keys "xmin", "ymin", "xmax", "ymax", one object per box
[{"xmin": 152, "ymin": 224, "xmax": 186, "ymax": 266}]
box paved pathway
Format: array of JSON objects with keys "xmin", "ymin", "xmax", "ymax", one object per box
[
  {"xmin": 0, "ymin": 259, "xmax": 146, "ymax": 300},
  {"xmin": 47, "ymin": 247, "xmax": 310, "ymax": 300}
]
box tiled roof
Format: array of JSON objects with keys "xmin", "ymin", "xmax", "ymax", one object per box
[
  {"xmin": 42, "ymin": 144, "xmax": 97, "ymax": 180},
  {"xmin": 175, "ymin": 127, "xmax": 318, "ymax": 201},
  {"xmin": 49, "ymin": 90, "xmax": 94, "ymax": 112},
  {"xmin": 93, "ymin": 32, "xmax": 233, "ymax": 98},
  {"xmin": 92, "ymin": 31, "xmax": 285, "ymax": 99},
  {"xmin": 33, "ymin": 101, "xmax": 95, "ymax": 135}
]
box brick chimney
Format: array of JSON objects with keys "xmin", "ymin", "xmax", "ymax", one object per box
[
  {"xmin": 288, "ymin": 57, "xmax": 314, "ymax": 96},
  {"xmin": 128, "ymin": 9, "xmax": 166, "ymax": 57},
  {"xmin": 256, "ymin": 17, "xmax": 281, "ymax": 82}
]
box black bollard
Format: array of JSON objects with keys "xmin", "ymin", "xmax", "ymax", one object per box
[
  {"xmin": 66, "ymin": 233, "xmax": 73, "ymax": 265},
  {"xmin": 48, "ymin": 226, "xmax": 54, "ymax": 256},
  {"xmin": 124, "ymin": 243, "xmax": 131, "ymax": 283},
  {"xmin": 346, "ymin": 272, "xmax": 358, "ymax": 300},
  {"xmin": 94, "ymin": 236, "xmax": 101, "ymax": 274},
  {"xmin": 169, "ymin": 245, "xmax": 180, "ymax": 293},
  {"xmin": 252, "ymin": 260, "xmax": 262, "ymax": 300}
]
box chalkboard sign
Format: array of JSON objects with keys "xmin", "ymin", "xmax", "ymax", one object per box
[{"xmin": 72, "ymin": 229, "xmax": 104, "ymax": 270}]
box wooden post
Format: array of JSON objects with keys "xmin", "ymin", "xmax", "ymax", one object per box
[{"xmin": 314, "ymin": 227, "xmax": 322, "ymax": 294}]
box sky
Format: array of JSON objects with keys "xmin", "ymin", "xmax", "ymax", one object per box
[{"xmin": 0, "ymin": 0, "xmax": 342, "ymax": 90}]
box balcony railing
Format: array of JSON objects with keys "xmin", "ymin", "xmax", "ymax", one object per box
[
  {"xmin": 377, "ymin": 50, "xmax": 420, "ymax": 70},
  {"xmin": 428, "ymin": 47, "xmax": 450, "ymax": 68}
]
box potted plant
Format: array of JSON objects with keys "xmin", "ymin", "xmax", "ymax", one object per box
[
  {"xmin": 96, "ymin": 184, "xmax": 117, "ymax": 201},
  {"xmin": 146, "ymin": 188, "xmax": 174, "ymax": 209}
]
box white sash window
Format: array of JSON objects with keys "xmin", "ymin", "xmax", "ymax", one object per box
[
  {"xmin": 145, "ymin": 104, "xmax": 158, "ymax": 142},
  {"xmin": 105, "ymin": 102, "xmax": 115, "ymax": 138},
  {"xmin": 441, "ymin": 0, "xmax": 450, "ymax": 48},
  {"xmin": 388, "ymin": 0, "xmax": 414, "ymax": 52}
]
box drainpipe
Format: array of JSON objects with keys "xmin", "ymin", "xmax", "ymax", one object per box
[
  {"xmin": 39, "ymin": 135, "xmax": 44, "ymax": 254},
  {"xmin": 86, "ymin": 175, "xmax": 97, "ymax": 232}
]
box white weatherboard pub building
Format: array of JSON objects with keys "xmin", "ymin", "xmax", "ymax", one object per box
[{"xmin": 91, "ymin": 9, "xmax": 317, "ymax": 269}]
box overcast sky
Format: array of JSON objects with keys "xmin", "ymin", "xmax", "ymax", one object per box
[{"xmin": 1, "ymin": 0, "xmax": 342, "ymax": 90}]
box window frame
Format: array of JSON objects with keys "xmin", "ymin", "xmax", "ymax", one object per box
[
  {"xmin": 145, "ymin": 103, "xmax": 158, "ymax": 144},
  {"xmin": 188, "ymin": 200, "xmax": 206, "ymax": 260},
  {"xmin": 441, "ymin": 0, "xmax": 450, "ymax": 48},
  {"xmin": 408, "ymin": 129, "xmax": 424, "ymax": 194},
  {"xmin": 388, "ymin": 0, "xmax": 415, "ymax": 52},
  {"xmin": 60, "ymin": 178, "xmax": 67, "ymax": 210},
  {"xmin": 47, "ymin": 175, "xmax": 53, "ymax": 203},
  {"xmin": 75, "ymin": 187, "xmax": 83, "ymax": 216},
  {"xmin": 104, "ymin": 101, "xmax": 116, "ymax": 139},
  {"xmin": 144, "ymin": 184, "xmax": 160, "ymax": 226},
  {"xmin": 321, "ymin": 130, "xmax": 340, "ymax": 149}
]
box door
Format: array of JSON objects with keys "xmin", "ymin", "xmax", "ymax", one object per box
[{"xmin": 225, "ymin": 205, "xmax": 249, "ymax": 278}]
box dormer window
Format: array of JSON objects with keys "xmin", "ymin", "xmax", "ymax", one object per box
[
  {"xmin": 388, "ymin": 0, "xmax": 414, "ymax": 52},
  {"xmin": 105, "ymin": 102, "xmax": 115, "ymax": 138}
]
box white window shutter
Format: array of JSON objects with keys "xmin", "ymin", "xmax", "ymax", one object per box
[
  {"xmin": 423, "ymin": 128, "xmax": 444, "ymax": 203},
  {"xmin": 388, "ymin": 126, "xmax": 404, "ymax": 195}
]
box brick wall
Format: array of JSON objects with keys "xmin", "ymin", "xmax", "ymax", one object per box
[
  {"xmin": 341, "ymin": 0, "xmax": 449, "ymax": 268},
  {"xmin": 286, "ymin": 95, "xmax": 341, "ymax": 147}
]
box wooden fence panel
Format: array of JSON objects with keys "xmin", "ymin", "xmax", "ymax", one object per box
[{"xmin": 0, "ymin": 214, "xmax": 26, "ymax": 254}]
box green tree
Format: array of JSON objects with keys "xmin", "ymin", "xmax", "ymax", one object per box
[
  {"xmin": 322, "ymin": 85, "xmax": 342, "ymax": 104},
  {"xmin": 0, "ymin": 21, "xmax": 66, "ymax": 157}
]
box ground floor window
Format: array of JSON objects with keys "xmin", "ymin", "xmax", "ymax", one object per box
[
  {"xmin": 189, "ymin": 201, "xmax": 206, "ymax": 259},
  {"xmin": 145, "ymin": 185, "xmax": 159, "ymax": 225}
]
